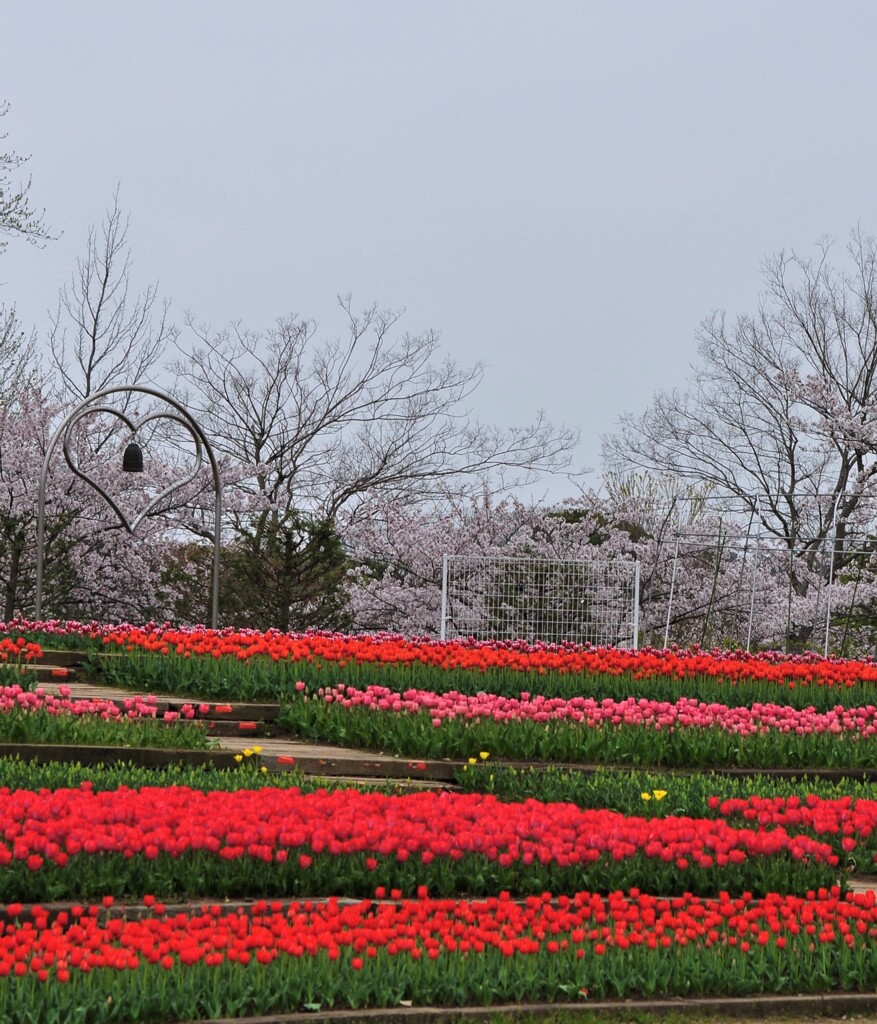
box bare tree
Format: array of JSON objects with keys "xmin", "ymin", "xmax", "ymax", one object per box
[
  {"xmin": 169, "ymin": 296, "xmax": 579, "ymax": 628},
  {"xmin": 48, "ymin": 190, "xmax": 175, "ymax": 401},
  {"xmin": 172, "ymin": 295, "xmax": 580, "ymax": 522},
  {"xmin": 603, "ymin": 229, "xmax": 877, "ymax": 634},
  {"xmin": 0, "ymin": 102, "xmax": 53, "ymax": 256}
]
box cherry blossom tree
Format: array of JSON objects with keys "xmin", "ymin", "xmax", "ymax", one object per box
[
  {"xmin": 0, "ymin": 387, "xmax": 187, "ymax": 621},
  {"xmin": 343, "ymin": 488, "xmax": 644, "ymax": 638},
  {"xmin": 33, "ymin": 194, "xmax": 230, "ymax": 622},
  {"xmin": 169, "ymin": 297, "xmax": 581, "ymax": 521},
  {"xmin": 0, "ymin": 102, "xmax": 52, "ymax": 256},
  {"xmin": 0, "ymin": 306, "xmax": 42, "ymax": 396},
  {"xmin": 340, "ymin": 478, "xmax": 877, "ymax": 652}
]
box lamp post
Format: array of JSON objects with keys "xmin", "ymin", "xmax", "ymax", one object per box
[{"xmin": 34, "ymin": 386, "xmax": 222, "ymax": 628}]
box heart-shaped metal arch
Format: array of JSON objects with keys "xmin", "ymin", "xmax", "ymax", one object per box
[
  {"xmin": 34, "ymin": 386, "xmax": 222, "ymax": 627},
  {"xmin": 62, "ymin": 405, "xmax": 204, "ymax": 535}
]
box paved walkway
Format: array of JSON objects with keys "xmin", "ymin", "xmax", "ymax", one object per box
[{"xmin": 33, "ymin": 674, "xmax": 457, "ymax": 777}]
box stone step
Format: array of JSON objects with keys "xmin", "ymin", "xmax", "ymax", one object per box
[
  {"xmin": 31, "ymin": 650, "xmax": 90, "ymax": 668},
  {"xmin": 32, "ymin": 680, "xmax": 283, "ymax": 721},
  {"xmin": 13, "ymin": 664, "xmax": 80, "ymax": 684}
]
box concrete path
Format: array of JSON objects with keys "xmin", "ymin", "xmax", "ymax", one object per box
[{"xmin": 33, "ymin": 675, "xmax": 455, "ymax": 776}]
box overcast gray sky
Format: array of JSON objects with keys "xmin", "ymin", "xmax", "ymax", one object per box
[{"xmin": 3, "ymin": 1, "xmax": 876, "ymax": 501}]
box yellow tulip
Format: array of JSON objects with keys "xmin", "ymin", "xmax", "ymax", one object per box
[
  {"xmin": 653, "ymin": 790, "xmax": 668, "ymax": 801},
  {"xmin": 641, "ymin": 792, "xmax": 652, "ymax": 801}
]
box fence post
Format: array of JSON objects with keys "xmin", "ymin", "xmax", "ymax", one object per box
[
  {"xmin": 824, "ymin": 492, "xmax": 844, "ymax": 656},
  {"xmin": 440, "ymin": 554, "xmax": 449, "ymax": 640},
  {"xmin": 700, "ymin": 518, "xmax": 724, "ymax": 648},
  {"xmin": 785, "ymin": 542, "xmax": 795, "ymax": 654},
  {"xmin": 663, "ymin": 533, "xmax": 680, "ymax": 649},
  {"xmin": 632, "ymin": 560, "xmax": 640, "ymax": 650},
  {"xmin": 746, "ymin": 496, "xmax": 762, "ymax": 652},
  {"xmin": 746, "ymin": 530, "xmax": 762, "ymax": 652},
  {"xmin": 733, "ymin": 505, "xmax": 756, "ymax": 644}
]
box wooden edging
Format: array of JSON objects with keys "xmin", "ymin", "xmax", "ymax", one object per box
[
  {"xmin": 274, "ymin": 755, "xmax": 457, "ymax": 780},
  {"xmin": 27, "ymin": 650, "xmax": 89, "ymax": 668},
  {"xmin": 0, "ymin": 741, "xmax": 455, "ymax": 778},
  {"xmin": 0, "ymin": 743, "xmax": 240, "ymax": 769},
  {"xmin": 4, "ymin": 740, "xmax": 877, "ymax": 785},
  {"xmin": 189, "ymin": 992, "xmax": 877, "ymax": 1024},
  {"xmin": 509, "ymin": 761, "xmax": 877, "ymax": 783}
]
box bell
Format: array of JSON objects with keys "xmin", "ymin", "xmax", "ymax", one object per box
[{"xmin": 122, "ymin": 442, "xmax": 144, "ymax": 473}]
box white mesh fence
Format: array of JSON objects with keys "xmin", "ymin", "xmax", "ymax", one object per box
[
  {"xmin": 440, "ymin": 555, "xmax": 640, "ymax": 648},
  {"xmin": 652, "ymin": 529, "xmax": 877, "ymax": 656}
]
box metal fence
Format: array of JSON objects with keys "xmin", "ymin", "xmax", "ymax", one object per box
[
  {"xmin": 440, "ymin": 555, "xmax": 640, "ymax": 648},
  {"xmin": 433, "ymin": 492, "xmax": 877, "ymax": 655},
  {"xmin": 648, "ymin": 529, "xmax": 877, "ymax": 656}
]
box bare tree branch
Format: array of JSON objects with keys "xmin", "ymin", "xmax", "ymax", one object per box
[
  {"xmin": 171, "ymin": 295, "xmax": 580, "ymax": 523},
  {"xmin": 603, "ymin": 229, "xmax": 877, "ymax": 600},
  {"xmin": 48, "ymin": 188, "xmax": 176, "ymax": 402}
]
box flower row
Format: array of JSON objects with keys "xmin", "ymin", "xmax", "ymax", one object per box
[
  {"xmin": 0, "ymin": 786, "xmax": 838, "ymax": 867},
  {"xmin": 0, "ymin": 686, "xmax": 211, "ymax": 750},
  {"xmin": 15, "ymin": 617, "xmax": 877, "ymax": 686},
  {"xmin": 0, "ymin": 786, "xmax": 843, "ymax": 901},
  {"xmin": 96, "ymin": 625, "xmax": 877, "ymax": 684},
  {"xmin": 311, "ymin": 683, "xmax": 877, "ymax": 737},
  {"xmin": 281, "ymin": 687, "xmax": 877, "ymax": 768},
  {"xmin": 0, "ymin": 889, "xmax": 877, "ymax": 1022},
  {"xmin": 3, "ymin": 887, "xmax": 875, "ymax": 972}
]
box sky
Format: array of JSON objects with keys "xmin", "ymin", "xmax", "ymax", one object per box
[{"xmin": 2, "ymin": 1, "xmax": 877, "ymax": 503}]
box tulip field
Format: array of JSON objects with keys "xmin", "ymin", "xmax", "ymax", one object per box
[{"xmin": 4, "ymin": 622, "xmax": 877, "ymax": 1020}]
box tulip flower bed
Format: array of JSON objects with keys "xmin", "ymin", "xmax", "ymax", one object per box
[
  {"xmin": 2, "ymin": 888, "xmax": 877, "ymax": 1023},
  {"xmin": 84, "ymin": 625, "xmax": 877, "ymax": 688},
  {"xmin": 0, "ymin": 684, "xmax": 211, "ymax": 749},
  {"xmin": 12, "ymin": 620, "xmax": 876, "ymax": 710},
  {"xmin": 9, "ymin": 622, "xmax": 877, "ymax": 1017},
  {"xmin": 9, "ymin": 896, "xmax": 877, "ymax": 1013},
  {"xmin": 0, "ymin": 785, "xmax": 848, "ymax": 902},
  {"xmin": 0, "ymin": 635, "xmax": 42, "ymax": 664},
  {"xmin": 4, "ymin": 760, "xmax": 876, "ymax": 881},
  {"xmin": 278, "ymin": 681, "xmax": 877, "ymax": 769},
  {"xmin": 460, "ymin": 771, "xmax": 877, "ymax": 873}
]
